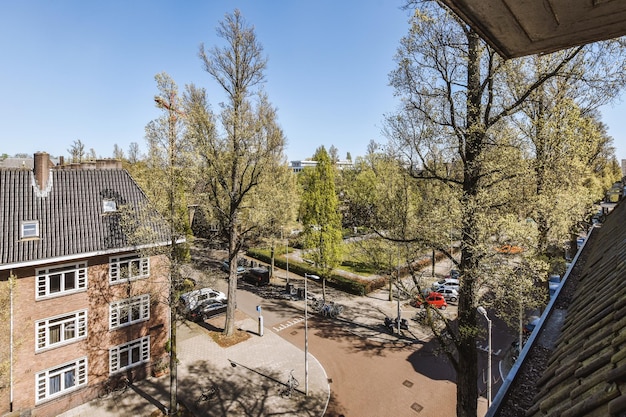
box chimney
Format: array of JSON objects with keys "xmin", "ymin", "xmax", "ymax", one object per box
[
  {"xmin": 33, "ymin": 152, "xmax": 51, "ymax": 191},
  {"xmin": 96, "ymin": 159, "xmax": 123, "ymax": 169}
]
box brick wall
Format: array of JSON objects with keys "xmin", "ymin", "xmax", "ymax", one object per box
[{"xmin": 0, "ymin": 252, "xmax": 170, "ymax": 416}]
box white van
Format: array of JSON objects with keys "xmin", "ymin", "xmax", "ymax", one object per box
[{"xmin": 179, "ymin": 288, "xmax": 227, "ymax": 313}]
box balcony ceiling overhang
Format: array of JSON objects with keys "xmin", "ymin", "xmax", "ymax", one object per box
[{"xmin": 438, "ymin": 0, "xmax": 626, "ymax": 59}]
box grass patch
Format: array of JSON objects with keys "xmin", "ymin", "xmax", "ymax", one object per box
[{"xmin": 340, "ymin": 261, "xmax": 378, "ymax": 276}]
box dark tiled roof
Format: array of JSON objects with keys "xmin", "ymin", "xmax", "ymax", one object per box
[
  {"xmin": 492, "ymin": 200, "xmax": 626, "ymax": 417},
  {"xmin": 0, "ymin": 168, "xmax": 170, "ymax": 267}
]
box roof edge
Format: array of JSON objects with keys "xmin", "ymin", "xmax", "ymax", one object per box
[{"xmin": 0, "ymin": 238, "xmax": 184, "ymax": 272}]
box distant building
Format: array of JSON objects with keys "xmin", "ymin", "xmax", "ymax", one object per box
[
  {"xmin": 0, "ymin": 155, "xmax": 61, "ymax": 170},
  {"xmin": 289, "ymin": 159, "xmax": 353, "ymax": 173},
  {"xmin": 622, "ymin": 158, "xmax": 626, "ymax": 178},
  {"xmin": 0, "ymin": 152, "xmax": 172, "ymax": 416}
]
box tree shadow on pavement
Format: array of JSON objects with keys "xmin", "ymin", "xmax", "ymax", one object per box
[
  {"xmin": 406, "ymin": 329, "xmax": 457, "ymax": 383},
  {"xmin": 180, "ymin": 361, "xmax": 326, "ymax": 417}
]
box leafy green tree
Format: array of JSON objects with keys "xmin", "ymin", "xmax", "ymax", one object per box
[
  {"xmin": 144, "ymin": 72, "xmax": 195, "ymax": 414},
  {"xmin": 387, "ymin": 3, "xmax": 626, "ymax": 415},
  {"xmin": 0, "ymin": 274, "xmax": 16, "ymax": 397},
  {"xmin": 186, "ymin": 10, "xmax": 285, "ymax": 336},
  {"xmin": 299, "ymin": 146, "xmax": 342, "ymax": 301},
  {"xmin": 510, "ymin": 65, "xmax": 624, "ymax": 257},
  {"xmin": 245, "ymin": 161, "xmax": 299, "ymax": 279}
]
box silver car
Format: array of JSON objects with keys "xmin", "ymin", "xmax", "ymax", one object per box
[{"xmin": 434, "ymin": 286, "xmax": 458, "ymax": 303}]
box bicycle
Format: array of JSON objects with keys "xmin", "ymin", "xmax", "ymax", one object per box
[
  {"xmin": 311, "ymin": 297, "xmax": 325, "ymax": 312},
  {"xmin": 320, "ymin": 301, "xmax": 344, "ymax": 318},
  {"xmin": 280, "ymin": 369, "xmax": 299, "ymax": 398},
  {"xmin": 196, "ymin": 385, "xmax": 220, "ymax": 404},
  {"xmin": 98, "ymin": 375, "xmax": 130, "ymax": 399}
]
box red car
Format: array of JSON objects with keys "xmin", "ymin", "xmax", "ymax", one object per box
[{"xmin": 413, "ymin": 292, "xmax": 448, "ymax": 310}]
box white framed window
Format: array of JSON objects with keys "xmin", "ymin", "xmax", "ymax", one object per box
[
  {"xmin": 21, "ymin": 220, "xmax": 39, "ymax": 238},
  {"xmin": 109, "ymin": 254, "xmax": 149, "ymax": 284},
  {"xmin": 36, "ymin": 262, "xmax": 88, "ymax": 299},
  {"xmin": 36, "ymin": 310, "xmax": 87, "ymax": 351},
  {"xmin": 110, "ymin": 294, "xmax": 150, "ymax": 330},
  {"xmin": 109, "ymin": 336, "xmax": 150, "ymax": 374},
  {"xmin": 103, "ymin": 199, "xmax": 117, "ymax": 213},
  {"xmin": 36, "ymin": 357, "xmax": 87, "ymax": 403}
]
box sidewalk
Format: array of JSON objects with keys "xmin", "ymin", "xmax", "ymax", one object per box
[{"xmin": 59, "ymin": 313, "xmax": 330, "ymax": 417}]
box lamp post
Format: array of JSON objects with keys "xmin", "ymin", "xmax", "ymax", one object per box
[
  {"xmin": 303, "ymin": 273, "xmax": 319, "ymax": 395},
  {"xmin": 477, "ymin": 306, "xmax": 492, "ymax": 407},
  {"xmin": 281, "ymin": 227, "xmax": 289, "ymax": 285}
]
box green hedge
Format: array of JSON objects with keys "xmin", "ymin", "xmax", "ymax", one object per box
[
  {"xmin": 245, "ymin": 248, "xmax": 453, "ymax": 296},
  {"xmin": 246, "ymin": 248, "xmax": 389, "ymax": 295}
]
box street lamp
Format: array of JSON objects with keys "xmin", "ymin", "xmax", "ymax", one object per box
[
  {"xmin": 477, "ymin": 306, "xmax": 492, "ymax": 407},
  {"xmin": 304, "ymin": 273, "xmax": 319, "ymax": 395}
]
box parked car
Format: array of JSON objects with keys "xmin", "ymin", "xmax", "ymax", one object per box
[
  {"xmin": 447, "ymin": 269, "xmax": 460, "ymax": 279},
  {"xmin": 187, "ymin": 301, "xmax": 227, "ymax": 322},
  {"xmin": 243, "ymin": 267, "xmax": 270, "ymax": 286},
  {"xmin": 434, "ymin": 286, "xmax": 458, "ymax": 303},
  {"xmin": 413, "ymin": 292, "xmax": 448, "ymax": 309},
  {"xmin": 431, "ymin": 278, "xmax": 459, "ymax": 291},
  {"xmin": 179, "ymin": 287, "xmax": 227, "ymax": 313},
  {"xmin": 221, "ymin": 260, "xmax": 246, "ymax": 275}
]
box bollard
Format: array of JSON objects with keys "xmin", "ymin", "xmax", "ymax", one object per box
[{"xmin": 257, "ymin": 305, "xmax": 264, "ymax": 336}]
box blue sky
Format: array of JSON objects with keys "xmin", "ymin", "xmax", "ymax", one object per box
[
  {"xmin": 0, "ymin": 0, "xmax": 410, "ymax": 162},
  {"xmin": 1, "ymin": 1, "xmax": 625, "ymax": 163}
]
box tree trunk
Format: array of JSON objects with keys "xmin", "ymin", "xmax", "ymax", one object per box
[
  {"xmin": 169, "ymin": 303, "xmax": 177, "ymax": 414},
  {"xmin": 456, "ymin": 29, "xmax": 483, "ymax": 417},
  {"xmin": 224, "ymin": 216, "xmax": 239, "ymax": 336}
]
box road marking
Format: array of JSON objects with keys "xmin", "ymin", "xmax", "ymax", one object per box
[{"xmin": 272, "ymin": 316, "xmax": 304, "ymax": 332}]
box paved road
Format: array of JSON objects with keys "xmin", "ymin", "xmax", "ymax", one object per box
[
  {"xmin": 197, "ymin": 250, "xmax": 502, "ymax": 416},
  {"xmin": 235, "ymin": 276, "xmax": 489, "ymax": 417}
]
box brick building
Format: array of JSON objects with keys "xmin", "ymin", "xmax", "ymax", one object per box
[{"xmin": 0, "ymin": 152, "xmax": 172, "ymax": 416}]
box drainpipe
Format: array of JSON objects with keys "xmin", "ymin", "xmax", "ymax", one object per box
[{"xmin": 9, "ymin": 272, "xmax": 15, "ymax": 412}]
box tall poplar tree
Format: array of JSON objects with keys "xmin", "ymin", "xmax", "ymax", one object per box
[
  {"xmin": 186, "ymin": 10, "xmax": 285, "ymax": 337},
  {"xmin": 299, "ymin": 146, "xmax": 342, "ymax": 301}
]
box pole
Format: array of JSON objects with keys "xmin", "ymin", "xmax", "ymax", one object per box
[
  {"xmin": 487, "ymin": 315, "xmax": 492, "ymax": 407},
  {"xmin": 304, "ymin": 273, "xmax": 309, "ymax": 395},
  {"xmin": 478, "ymin": 306, "xmax": 492, "ymax": 408},
  {"xmin": 396, "ymin": 270, "xmax": 401, "ymax": 334}
]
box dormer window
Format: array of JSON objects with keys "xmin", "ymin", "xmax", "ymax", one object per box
[
  {"xmin": 103, "ymin": 199, "xmax": 117, "ymax": 213},
  {"xmin": 21, "ymin": 220, "xmax": 39, "ymax": 238}
]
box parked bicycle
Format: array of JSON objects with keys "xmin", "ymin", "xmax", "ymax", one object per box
[
  {"xmin": 280, "ymin": 369, "xmax": 299, "ymax": 398},
  {"xmin": 311, "ymin": 297, "xmax": 325, "ymax": 312},
  {"xmin": 321, "ymin": 301, "xmax": 344, "ymax": 318},
  {"xmin": 97, "ymin": 375, "xmax": 130, "ymax": 399},
  {"xmin": 196, "ymin": 385, "xmax": 220, "ymax": 404},
  {"xmin": 311, "ymin": 298, "xmax": 344, "ymax": 318}
]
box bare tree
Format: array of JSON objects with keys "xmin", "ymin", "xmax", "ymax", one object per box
[
  {"xmin": 68, "ymin": 139, "xmax": 85, "ymax": 163},
  {"xmin": 113, "ymin": 144, "xmax": 125, "ymax": 161},
  {"xmin": 128, "ymin": 142, "xmax": 141, "ymax": 164}
]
